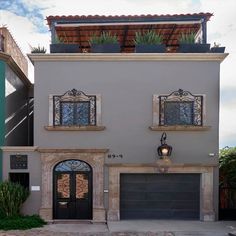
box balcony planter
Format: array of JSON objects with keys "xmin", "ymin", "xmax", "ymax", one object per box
[
  {"xmin": 50, "ymin": 44, "xmax": 80, "ymax": 53},
  {"xmin": 134, "ymin": 30, "xmax": 165, "ymax": 53},
  {"xmin": 178, "ymin": 43, "xmax": 210, "ymax": 53},
  {"xmin": 89, "ymin": 32, "xmax": 120, "ymax": 53},
  {"xmin": 135, "ymin": 44, "xmax": 166, "ymax": 53},
  {"xmin": 210, "ymin": 47, "xmax": 225, "ymax": 53},
  {"xmin": 90, "ymin": 43, "xmax": 120, "ymax": 53}
]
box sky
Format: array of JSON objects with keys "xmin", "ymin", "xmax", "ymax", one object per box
[{"xmin": 0, "ymin": 0, "xmax": 236, "ymax": 148}]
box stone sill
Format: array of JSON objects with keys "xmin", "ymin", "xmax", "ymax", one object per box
[
  {"xmin": 149, "ymin": 125, "xmax": 211, "ymax": 131},
  {"xmin": 44, "ymin": 126, "xmax": 106, "ymax": 131}
]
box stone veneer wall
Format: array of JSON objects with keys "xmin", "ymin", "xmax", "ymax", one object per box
[
  {"xmin": 0, "ymin": 27, "xmax": 28, "ymax": 76},
  {"xmin": 38, "ymin": 149, "xmax": 108, "ymax": 222},
  {"xmin": 107, "ymin": 163, "xmax": 216, "ymax": 221}
]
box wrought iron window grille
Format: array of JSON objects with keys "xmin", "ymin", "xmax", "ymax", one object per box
[
  {"xmin": 53, "ymin": 89, "xmax": 96, "ymax": 126},
  {"xmin": 54, "ymin": 160, "xmax": 91, "ymax": 172},
  {"xmin": 159, "ymin": 89, "xmax": 203, "ymax": 126}
]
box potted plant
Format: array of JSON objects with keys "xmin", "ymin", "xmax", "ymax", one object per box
[
  {"xmin": 210, "ymin": 42, "xmax": 225, "ymax": 53},
  {"xmin": 30, "ymin": 45, "xmax": 46, "ymax": 53},
  {"xmin": 89, "ymin": 32, "xmax": 120, "ymax": 53},
  {"xmin": 134, "ymin": 30, "xmax": 166, "ymax": 53},
  {"xmin": 178, "ymin": 32, "xmax": 210, "ymax": 53},
  {"xmin": 50, "ymin": 33, "xmax": 80, "ymax": 53}
]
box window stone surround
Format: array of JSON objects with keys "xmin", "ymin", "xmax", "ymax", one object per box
[
  {"xmin": 48, "ymin": 94, "xmax": 102, "ymax": 128},
  {"xmin": 107, "ymin": 163, "xmax": 216, "ymax": 221},
  {"xmin": 151, "ymin": 93, "xmax": 208, "ymax": 131},
  {"xmin": 38, "ymin": 148, "xmax": 108, "ymax": 222}
]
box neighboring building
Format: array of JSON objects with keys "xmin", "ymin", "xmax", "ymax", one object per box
[
  {"xmin": 2, "ymin": 14, "xmax": 228, "ymax": 222},
  {"xmin": 0, "ymin": 27, "xmax": 33, "ymax": 181}
]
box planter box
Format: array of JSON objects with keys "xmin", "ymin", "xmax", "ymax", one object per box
[
  {"xmin": 179, "ymin": 43, "xmax": 210, "ymax": 53},
  {"xmin": 135, "ymin": 44, "xmax": 166, "ymax": 53},
  {"xmin": 50, "ymin": 44, "xmax": 80, "ymax": 53},
  {"xmin": 91, "ymin": 43, "xmax": 120, "ymax": 53},
  {"xmin": 210, "ymin": 47, "xmax": 225, "ymax": 53}
]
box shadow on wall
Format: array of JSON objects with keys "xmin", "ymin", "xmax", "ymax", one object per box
[{"xmin": 5, "ymin": 88, "xmax": 33, "ymax": 146}]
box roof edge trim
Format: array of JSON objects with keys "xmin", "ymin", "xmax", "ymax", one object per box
[{"xmin": 28, "ymin": 53, "xmax": 228, "ymax": 64}]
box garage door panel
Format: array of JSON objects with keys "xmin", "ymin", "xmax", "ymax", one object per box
[
  {"xmin": 121, "ymin": 210, "xmax": 172, "ymax": 219},
  {"xmin": 172, "ymin": 210, "xmax": 200, "ymax": 219},
  {"xmin": 120, "ymin": 174, "xmax": 200, "ymax": 220},
  {"xmin": 171, "ymin": 200, "xmax": 199, "ymax": 210},
  {"xmin": 145, "ymin": 183, "xmax": 173, "ymax": 192},
  {"xmin": 121, "ymin": 200, "xmax": 199, "ymax": 210},
  {"xmin": 121, "ymin": 191, "xmax": 146, "ymax": 200},
  {"xmin": 121, "ymin": 200, "xmax": 173, "ymax": 209},
  {"xmin": 121, "ymin": 183, "xmax": 147, "ymax": 191},
  {"xmin": 121, "ymin": 209, "xmax": 200, "ymax": 220},
  {"xmin": 147, "ymin": 192, "xmax": 198, "ymax": 201}
]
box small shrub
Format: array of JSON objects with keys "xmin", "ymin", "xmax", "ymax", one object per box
[
  {"xmin": 89, "ymin": 32, "xmax": 118, "ymax": 44},
  {"xmin": 0, "ymin": 215, "xmax": 46, "ymax": 230},
  {"xmin": 179, "ymin": 32, "xmax": 196, "ymax": 44},
  {"xmin": 30, "ymin": 45, "xmax": 47, "ymax": 53},
  {"xmin": 134, "ymin": 30, "xmax": 163, "ymax": 45},
  {"xmin": 0, "ymin": 208, "xmax": 5, "ymax": 219},
  {"xmin": 220, "ymin": 146, "xmax": 236, "ymax": 187},
  {"xmin": 0, "ymin": 181, "xmax": 29, "ymax": 218}
]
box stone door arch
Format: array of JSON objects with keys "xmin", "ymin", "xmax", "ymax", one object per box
[{"xmin": 38, "ymin": 149, "xmax": 108, "ymax": 222}]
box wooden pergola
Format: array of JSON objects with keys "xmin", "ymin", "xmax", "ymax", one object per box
[{"xmin": 46, "ymin": 13, "xmax": 213, "ymax": 53}]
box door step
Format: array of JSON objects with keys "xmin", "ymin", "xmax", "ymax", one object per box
[{"xmin": 52, "ymin": 219, "xmax": 93, "ymax": 224}]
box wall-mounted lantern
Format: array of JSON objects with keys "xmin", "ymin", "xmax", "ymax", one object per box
[{"xmin": 157, "ymin": 132, "xmax": 172, "ymax": 158}]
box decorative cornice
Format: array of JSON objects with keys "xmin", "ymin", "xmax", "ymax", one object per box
[
  {"xmin": 0, "ymin": 146, "xmax": 38, "ymax": 152},
  {"xmin": 106, "ymin": 163, "xmax": 218, "ymax": 167},
  {"xmin": 0, "ymin": 52, "xmax": 32, "ymax": 88},
  {"xmin": 28, "ymin": 53, "xmax": 228, "ymax": 64},
  {"xmin": 37, "ymin": 148, "xmax": 109, "ymax": 153}
]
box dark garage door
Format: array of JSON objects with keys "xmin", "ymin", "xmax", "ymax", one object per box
[{"xmin": 120, "ymin": 173, "xmax": 200, "ymax": 220}]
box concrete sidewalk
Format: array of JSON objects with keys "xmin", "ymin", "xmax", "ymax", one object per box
[
  {"xmin": 108, "ymin": 220, "xmax": 236, "ymax": 235},
  {"xmin": 0, "ymin": 220, "xmax": 236, "ymax": 235}
]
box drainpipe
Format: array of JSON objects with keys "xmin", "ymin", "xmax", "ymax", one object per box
[
  {"xmin": 201, "ymin": 18, "xmax": 207, "ymax": 44},
  {"xmin": 51, "ymin": 22, "xmax": 56, "ymax": 44},
  {"xmin": 27, "ymin": 97, "xmax": 30, "ymax": 146}
]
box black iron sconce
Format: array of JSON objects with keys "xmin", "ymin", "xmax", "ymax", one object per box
[{"xmin": 157, "ymin": 132, "xmax": 172, "ymax": 158}]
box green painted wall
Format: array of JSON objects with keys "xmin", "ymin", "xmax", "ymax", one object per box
[{"xmin": 0, "ymin": 61, "xmax": 5, "ymax": 181}]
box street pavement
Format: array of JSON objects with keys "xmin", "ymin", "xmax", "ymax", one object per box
[{"xmin": 0, "ymin": 220, "xmax": 235, "ymax": 236}]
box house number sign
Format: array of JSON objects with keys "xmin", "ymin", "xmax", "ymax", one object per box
[
  {"xmin": 10, "ymin": 155, "xmax": 28, "ymax": 169},
  {"xmin": 107, "ymin": 154, "xmax": 123, "ymax": 158}
]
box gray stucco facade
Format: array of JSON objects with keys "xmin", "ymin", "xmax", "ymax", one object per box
[
  {"xmin": 2, "ymin": 53, "xmax": 227, "ymax": 222},
  {"xmin": 34, "ymin": 59, "xmax": 219, "ymax": 163}
]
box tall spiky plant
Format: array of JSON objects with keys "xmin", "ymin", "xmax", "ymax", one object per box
[
  {"xmin": 134, "ymin": 30, "xmax": 163, "ymax": 45},
  {"xmin": 0, "ymin": 181, "xmax": 29, "ymax": 218},
  {"xmin": 89, "ymin": 32, "xmax": 118, "ymax": 44},
  {"xmin": 179, "ymin": 32, "xmax": 196, "ymax": 44}
]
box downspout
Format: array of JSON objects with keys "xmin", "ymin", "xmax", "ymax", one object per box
[
  {"xmin": 51, "ymin": 21, "xmax": 56, "ymax": 44},
  {"xmin": 27, "ymin": 97, "xmax": 30, "ymax": 146},
  {"xmin": 201, "ymin": 18, "xmax": 207, "ymax": 44}
]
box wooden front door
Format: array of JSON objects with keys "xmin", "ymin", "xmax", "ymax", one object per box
[{"xmin": 53, "ymin": 160, "xmax": 92, "ymax": 219}]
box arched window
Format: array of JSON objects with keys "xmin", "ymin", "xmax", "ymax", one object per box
[{"xmin": 54, "ymin": 159, "xmax": 91, "ymax": 172}]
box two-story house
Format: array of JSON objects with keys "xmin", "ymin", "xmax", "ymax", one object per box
[{"xmin": 1, "ymin": 13, "xmax": 227, "ymax": 222}]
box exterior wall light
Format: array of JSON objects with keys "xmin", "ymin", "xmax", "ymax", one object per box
[{"xmin": 157, "ymin": 132, "xmax": 172, "ymax": 158}]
